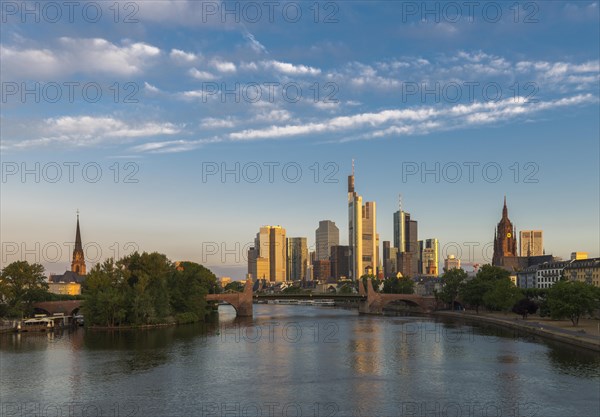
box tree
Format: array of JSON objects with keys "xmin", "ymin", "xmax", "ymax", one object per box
[
  {"xmin": 439, "ymin": 268, "xmax": 467, "ymax": 309},
  {"xmin": 169, "ymin": 261, "xmax": 215, "ymax": 320},
  {"xmin": 360, "ymin": 274, "xmax": 381, "ymax": 292},
  {"xmin": 382, "ymin": 277, "xmax": 414, "ymax": 294},
  {"xmin": 460, "ymin": 278, "xmax": 489, "ymax": 314},
  {"xmin": 0, "ymin": 261, "xmax": 49, "ymax": 318},
  {"xmin": 224, "ymin": 281, "xmax": 245, "ymax": 292},
  {"xmin": 546, "ymin": 281, "xmax": 599, "ymax": 326},
  {"xmin": 118, "ymin": 252, "xmax": 173, "ymax": 323},
  {"xmin": 482, "ymin": 279, "xmax": 522, "ymax": 313},
  {"xmin": 338, "ymin": 284, "xmax": 353, "ymax": 294},
  {"xmin": 512, "ymin": 298, "xmax": 538, "ymax": 319},
  {"xmin": 476, "ymin": 264, "xmax": 511, "ymax": 282},
  {"xmin": 82, "ymin": 259, "xmax": 128, "ymax": 327}
]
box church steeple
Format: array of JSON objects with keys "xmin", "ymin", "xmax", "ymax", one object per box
[
  {"xmin": 75, "ymin": 212, "xmax": 82, "ymax": 252},
  {"xmin": 493, "ymin": 197, "xmax": 517, "ymax": 266},
  {"xmin": 71, "ymin": 211, "xmax": 86, "ymax": 275}
]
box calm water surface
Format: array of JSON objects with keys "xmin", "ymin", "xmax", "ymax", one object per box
[{"xmin": 1, "ymin": 305, "xmax": 599, "ymax": 417}]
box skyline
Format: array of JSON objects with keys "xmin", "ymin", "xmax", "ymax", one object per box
[
  {"xmin": 1, "ymin": 1, "xmax": 599, "ymax": 279},
  {"xmin": 2, "ymin": 176, "xmax": 598, "ymax": 280}
]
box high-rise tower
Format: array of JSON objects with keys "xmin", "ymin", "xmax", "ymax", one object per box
[
  {"xmin": 348, "ymin": 161, "xmax": 363, "ymax": 280},
  {"xmin": 315, "ymin": 220, "xmax": 339, "ymax": 261}
]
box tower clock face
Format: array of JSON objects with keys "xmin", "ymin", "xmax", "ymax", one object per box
[{"xmin": 507, "ymin": 233, "xmax": 512, "ymax": 238}]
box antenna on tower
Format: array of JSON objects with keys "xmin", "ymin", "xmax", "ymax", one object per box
[
  {"xmin": 352, "ymin": 159, "xmax": 355, "ymax": 176},
  {"xmin": 398, "ymin": 194, "xmax": 402, "ymax": 212}
]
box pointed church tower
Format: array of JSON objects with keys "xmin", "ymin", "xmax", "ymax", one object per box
[
  {"xmin": 71, "ymin": 211, "xmax": 86, "ymax": 275},
  {"xmin": 492, "ymin": 197, "xmax": 517, "ymax": 266}
]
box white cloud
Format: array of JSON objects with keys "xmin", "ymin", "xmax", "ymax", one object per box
[
  {"xmin": 170, "ymin": 48, "xmax": 199, "ymax": 63},
  {"xmin": 1, "ymin": 37, "xmax": 161, "ymax": 79},
  {"xmin": 211, "ymin": 59, "xmax": 237, "ymax": 73},
  {"xmin": 262, "ymin": 60, "xmax": 321, "ymax": 75},
  {"xmin": 244, "ymin": 32, "xmax": 268, "ymax": 54},
  {"xmin": 189, "ymin": 68, "xmax": 218, "ymax": 80},
  {"xmin": 144, "ymin": 82, "xmax": 160, "ymax": 93},
  {"xmin": 201, "ymin": 117, "xmax": 237, "ymax": 128},
  {"xmin": 7, "ymin": 116, "xmax": 181, "ymax": 149}
]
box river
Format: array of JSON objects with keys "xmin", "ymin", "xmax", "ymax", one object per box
[{"xmin": 1, "ymin": 305, "xmax": 599, "ymax": 417}]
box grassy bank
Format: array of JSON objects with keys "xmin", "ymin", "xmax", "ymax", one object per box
[{"xmin": 433, "ymin": 310, "xmax": 600, "ymax": 352}]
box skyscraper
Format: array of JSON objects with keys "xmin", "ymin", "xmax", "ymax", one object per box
[
  {"xmin": 330, "ymin": 245, "xmax": 351, "ymax": 280},
  {"xmin": 520, "ymin": 230, "xmax": 543, "ymax": 257},
  {"xmin": 492, "ymin": 197, "xmax": 518, "ymax": 266},
  {"xmin": 315, "ymin": 220, "xmax": 339, "ymax": 261},
  {"xmin": 348, "ymin": 163, "xmax": 379, "ymax": 279},
  {"xmin": 348, "ymin": 164, "xmax": 363, "ymax": 280},
  {"xmin": 287, "ymin": 237, "xmax": 308, "ymax": 281},
  {"xmin": 394, "ymin": 208, "xmax": 418, "ymax": 277},
  {"xmin": 382, "ymin": 241, "xmax": 398, "ymax": 278},
  {"xmin": 248, "ymin": 225, "xmax": 287, "ymax": 282},
  {"xmin": 362, "ymin": 201, "xmax": 379, "ymax": 275},
  {"xmin": 419, "ymin": 238, "xmax": 439, "ymax": 276}
]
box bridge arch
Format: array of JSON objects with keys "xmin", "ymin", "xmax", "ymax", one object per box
[
  {"xmin": 359, "ymin": 279, "xmax": 437, "ymax": 314},
  {"xmin": 205, "ymin": 279, "xmax": 253, "ymax": 317}
]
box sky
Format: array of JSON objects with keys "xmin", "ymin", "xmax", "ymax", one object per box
[{"xmin": 1, "ymin": 0, "xmax": 599, "ymax": 279}]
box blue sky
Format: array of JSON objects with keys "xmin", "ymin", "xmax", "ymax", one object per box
[{"xmin": 1, "ymin": 1, "xmax": 599, "ymax": 279}]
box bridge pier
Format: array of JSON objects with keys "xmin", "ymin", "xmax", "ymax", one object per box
[
  {"xmin": 206, "ymin": 278, "xmax": 253, "ymax": 317},
  {"xmin": 359, "ymin": 278, "xmax": 435, "ymax": 315}
]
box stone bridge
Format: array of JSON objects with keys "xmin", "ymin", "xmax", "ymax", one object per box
[
  {"xmin": 358, "ymin": 278, "xmax": 439, "ymax": 314},
  {"xmin": 32, "ymin": 300, "xmax": 83, "ymax": 316},
  {"xmin": 32, "ymin": 278, "xmax": 438, "ymax": 319},
  {"xmin": 206, "ymin": 278, "xmax": 253, "ymax": 317}
]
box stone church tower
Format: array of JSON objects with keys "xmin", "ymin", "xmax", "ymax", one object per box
[
  {"xmin": 492, "ymin": 197, "xmax": 517, "ymax": 266},
  {"xmin": 71, "ymin": 212, "xmax": 86, "ymax": 275}
]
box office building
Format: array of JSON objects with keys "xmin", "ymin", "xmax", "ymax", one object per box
[
  {"xmin": 520, "ymin": 230, "xmax": 544, "ymax": 256},
  {"xmin": 362, "ymin": 201, "xmax": 379, "ymax": 275},
  {"xmin": 563, "ymin": 258, "xmax": 600, "ymax": 287},
  {"xmin": 382, "ymin": 241, "xmax": 398, "ymax": 278},
  {"xmin": 419, "ymin": 238, "xmax": 439, "ymax": 276},
  {"xmin": 315, "ymin": 220, "xmax": 339, "ymax": 261},
  {"xmin": 443, "ymin": 255, "xmax": 461, "ymax": 272},
  {"xmin": 394, "ymin": 208, "xmax": 418, "ymax": 277},
  {"xmin": 330, "ymin": 245, "xmax": 351, "ymax": 280},
  {"xmin": 287, "ymin": 237, "xmax": 308, "ymax": 281},
  {"xmin": 248, "ymin": 225, "xmax": 287, "ymax": 282}
]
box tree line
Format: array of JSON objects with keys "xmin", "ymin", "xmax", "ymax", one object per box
[
  {"xmin": 0, "ymin": 253, "xmax": 220, "ymax": 326},
  {"xmin": 437, "ymin": 265, "xmax": 600, "ymax": 326}
]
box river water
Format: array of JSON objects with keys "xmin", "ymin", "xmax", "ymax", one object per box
[{"xmin": 1, "ymin": 305, "xmax": 599, "ymax": 417}]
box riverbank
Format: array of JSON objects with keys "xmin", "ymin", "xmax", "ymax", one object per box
[{"xmin": 433, "ymin": 310, "xmax": 600, "ymax": 352}]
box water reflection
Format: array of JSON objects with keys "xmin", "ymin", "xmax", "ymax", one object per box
[{"xmin": 1, "ymin": 305, "xmax": 598, "ymax": 417}]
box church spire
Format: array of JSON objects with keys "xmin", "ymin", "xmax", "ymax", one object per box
[
  {"xmin": 75, "ymin": 210, "xmax": 82, "ymax": 252},
  {"xmin": 502, "ymin": 196, "xmax": 508, "ymax": 218},
  {"xmin": 71, "ymin": 210, "xmax": 86, "ymax": 275}
]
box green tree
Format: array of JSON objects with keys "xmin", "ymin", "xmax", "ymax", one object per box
[
  {"xmin": 476, "ymin": 264, "xmax": 511, "ymax": 282},
  {"xmin": 338, "ymin": 284, "xmax": 353, "ymax": 294},
  {"xmin": 439, "ymin": 268, "xmax": 468, "ymax": 309},
  {"xmin": 512, "ymin": 298, "xmax": 538, "ymax": 319},
  {"xmin": 224, "ymin": 281, "xmax": 245, "ymax": 292},
  {"xmin": 546, "ymin": 281, "xmax": 599, "ymax": 326},
  {"xmin": 460, "ymin": 278, "xmax": 489, "ymax": 314},
  {"xmin": 0, "ymin": 261, "xmax": 49, "ymax": 318},
  {"xmin": 360, "ymin": 274, "xmax": 382, "ymax": 293},
  {"xmin": 382, "ymin": 277, "xmax": 414, "ymax": 294},
  {"xmin": 118, "ymin": 252, "xmax": 173, "ymax": 323},
  {"xmin": 82, "ymin": 259, "xmax": 128, "ymax": 327},
  {"xmin": 482, "ymin": 279, "xmax": 522, "ymax": 312},
  {"xmin": 169, "ymin": 261, "xmax": 215, "ymax": 321}
]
